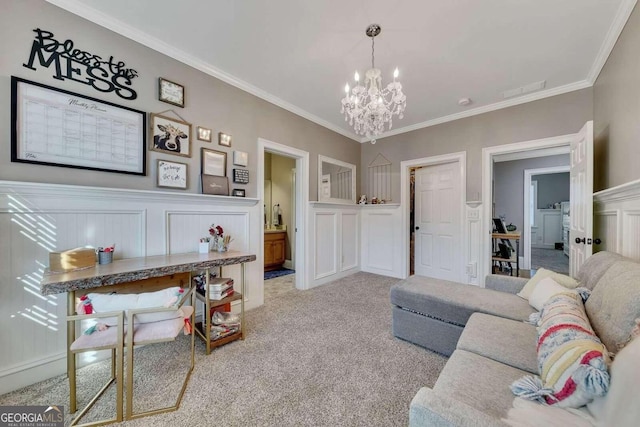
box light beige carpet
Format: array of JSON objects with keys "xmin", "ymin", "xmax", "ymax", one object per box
[{"xmin": 0, "ymin": 272, "xmax": 447, "ymax": 426}]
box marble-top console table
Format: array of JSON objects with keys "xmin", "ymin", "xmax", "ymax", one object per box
[{"xmin": 40, "ymin": 250, "xmax": 256, "ymax": 295}]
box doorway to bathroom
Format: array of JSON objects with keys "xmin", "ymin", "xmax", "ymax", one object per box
[{"xmin": 257, "ymin": 138, "xmax": 309, "ymax": 301}]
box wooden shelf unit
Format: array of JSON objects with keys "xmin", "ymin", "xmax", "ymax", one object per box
[
  {"xmin": 492, "ymin": 232, "xmax": 520, "ymax": 277},
  {"xmin": 193, "ymin": 267, "xmax": 246, "ymax": 355}
]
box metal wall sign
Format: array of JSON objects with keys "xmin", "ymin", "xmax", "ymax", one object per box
[{"xmin": 23, "ymin": 28, "xmax": 139, "ymax": 100}]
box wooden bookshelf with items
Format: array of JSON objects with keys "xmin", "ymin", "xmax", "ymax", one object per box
[
  {"xmin": 491, "ymin": 232, "xmax": 520, "ymax": 277},
  {"xmin": 193, "ymin": 274, "xmax": 245, "ymax": 354}
]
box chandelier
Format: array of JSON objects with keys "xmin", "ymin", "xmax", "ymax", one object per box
[{"xmin": 341, "ymin": 24, "xmax": 406, "ymax": 144}]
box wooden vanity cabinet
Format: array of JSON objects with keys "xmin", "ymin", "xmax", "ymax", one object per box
[{"xmin": 264, "ymin": 231, "xmax": 286, "ymax": 271}]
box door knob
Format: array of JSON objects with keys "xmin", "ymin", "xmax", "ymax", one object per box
[
  {"xmin": 575, "ymin": 237, "xmax": 585, "ymax": 244},
  {"xmin": 415, "ymin": 226, "xmax": 420, "ymax": 230},
  {"xmin": 594, "ymin": 238, "xmax": 602, "ymax": 245}
]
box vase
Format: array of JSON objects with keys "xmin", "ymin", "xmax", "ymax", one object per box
[
  {"xmin": 209, "ymin": 238, "xmax": 217, "ymax": 252},
  {"xmin": 217, "ymin": 238, "xmax": 226, "ymax": 252},
  {"xmin": 198, "ymin": 242, "xmax": 209, "ymax": 253}
]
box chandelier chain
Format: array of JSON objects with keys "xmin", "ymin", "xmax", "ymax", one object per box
[{"xmin": 371, "ymin": 35, "xmax": 375, "ymax": 70}]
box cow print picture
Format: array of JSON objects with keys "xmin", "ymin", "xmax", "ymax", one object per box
[{"xmin": 150, "ymin": 113, "xmax": 192, "ymax": 158}]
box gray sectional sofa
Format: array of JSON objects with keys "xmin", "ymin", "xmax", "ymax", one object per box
[{"xmin": 390, "ymin": 251, "xmax": 640, "ymax": 426}]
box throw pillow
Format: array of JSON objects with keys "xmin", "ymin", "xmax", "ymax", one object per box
[
  {"xmin": 528, "ymin": 277, "xmax": 576, "ymax": 311},
  {"xmin": 511, "ymin": 292, "xmax": 610, "ymax": 408},
  {"xmin": 517, "ymin": 268, "xmax": 579, "ymax": 300},
  {"xmin": 82, "ymin": 287, "xmax": 185, "ymax": 325}
]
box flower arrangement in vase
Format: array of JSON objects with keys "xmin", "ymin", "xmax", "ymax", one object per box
[{"xmin": 207, "ymin": 224, "xmax": 233, "ymax": 252}]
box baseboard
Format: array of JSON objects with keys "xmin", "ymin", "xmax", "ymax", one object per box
[
  {"xmin": 283, "ymin": 259, "xmax": 294, "ymax": 270},
  {"xmin": 0, "ymin": 349, "xmax": 113, "ymax": 395}
]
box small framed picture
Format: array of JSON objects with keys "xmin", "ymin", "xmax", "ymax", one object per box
[
  {"xmin": 233, "ymin": 150, "xmax": 248, "ymax": 167},
  {"xmin": 197, "ymin": 126, "xmax": 212, "ymax": 142},
  {"xmin": 201, "ymin": 148, "xmax": 227, "ymax": 176},
  {"xmin": 232, "ymin": 188, "xmax": 245, "ymax": 197},
  {"xmin": 218, "ymin": 132, "xmax": 232, "ymax": 147},
  {"xmin": 158, "ymin": 77, "xmax": 185, "ymax": 107},
  {"xmin": 202, "ymin": 174, "xmax": 229, "ymax": 196},
  {"xmin": 150, "ymin": 113, "xmax": 192, "ymax": 157},
  {"xmin": 157, "ymin": 159, "xmax": 188, "ymax": 189}
]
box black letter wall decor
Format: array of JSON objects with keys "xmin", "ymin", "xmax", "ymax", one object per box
[{"xmin": 23, "ymin": 28, "xmax": 139, "ymax": 100}]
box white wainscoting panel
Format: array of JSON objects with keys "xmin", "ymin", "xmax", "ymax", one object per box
[
  {"xmin": 314, "ymin": 212, "xmax": 337, "ymax": 279},
  {"xmin": 341, "ymin": 212, "xmax": 358, "ymax": 271},
  {"xmin": 307, "ymin": 203, "xmax": 360, "ymax": 288},
  {"xmin": 594, "ymin": 179, "xmax": 640, "ymax": 261},
  {"xmin": 360, "ymin": 204, "xmax": 403, "ymax": 278},
  {"xmin": 0, "ymin": 181, "xmax": 260, "ymax": 394},
  {"xmin": 465, "ymin": 202, "xmax": 482, "ymax": 286}
]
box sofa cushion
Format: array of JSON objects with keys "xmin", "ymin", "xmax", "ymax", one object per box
[
  {"xmin": 457, "ymin": 313, "xmax": 538, "ymax": 374},
  {"xmin": 517, "ymin": 268, "xmax": 578, "ymax": 300},
  {"xmin": 434, "ymin": 349, "xmax": 530, "ymax": 420},
  {"xmin": 585, "ymin": 260, "xmax": 640, "ymax": 353},
  {"xmin": 577, "ymin": 251, "xmax": 623, "ymax": 290},
  {"xmin": 528, "ymin": 276, "xmax": 577, "ymax": 311},
  {"xmin": 532, "ymin": 292, "xmax": 609, "ymax": 408},
  {"xmin": 390, "ymin": 276, "xmax": 535, "ymax": 326}
]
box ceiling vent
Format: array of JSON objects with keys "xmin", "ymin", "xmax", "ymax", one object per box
[{"xmin": 501, "ymin": 80, "xmax": 546, "ymax": 99}]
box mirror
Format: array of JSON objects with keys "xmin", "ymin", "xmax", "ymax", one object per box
[{"xmin": 318, "ymin": 155, "xmax": 356, "ymax": 204}]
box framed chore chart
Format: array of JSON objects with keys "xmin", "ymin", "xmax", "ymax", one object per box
[{"xmin": 11, "ymin": 76, "xmax": 146, "ymax": 175}]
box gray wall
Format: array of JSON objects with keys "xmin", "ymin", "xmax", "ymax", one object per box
[
  {"xmin": 0, "ymin": 1, "xmax": 360, "ymax": 200},
  {"xmin": 361, "ymin": 89, "xmax": 593, "ymax": 202},
  {"xmin": 594, "ymin": 4, "xmax": 640, "ymax": 192},
  {"xmin": 534, "ymin": 173, "xmax": 570, "ymax": 209},
  {"xmin": 493, "ymin": 155, "xmax": 569, "ymax": 247}
]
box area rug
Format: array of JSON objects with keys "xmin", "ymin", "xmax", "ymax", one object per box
[
  {"xmin": 0, "ymin": 272, "xmax": 447, "ymax": 426},
  {"xmin": 264, "ymin": 267, "xmax": 295, "ymax": 280}
]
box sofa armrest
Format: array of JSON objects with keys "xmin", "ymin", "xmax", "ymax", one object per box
[
  {"xmin": 410, "ymin": 387, "xmax": 507, "ymax": 427},
  {"xmin": 484, "ymin": 274, "xmax": 528, "ymax": 294}
]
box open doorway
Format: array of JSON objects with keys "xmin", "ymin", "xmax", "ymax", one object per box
[
  {"xmin": 524, "ymin": 167, "xmax": 570, "ymax": 274},
  {"xmin": 492, "ymin": 155, "xmax": 570, "ymax": 277},
  {"xmin": 257, "ymin": 138, "xmax": 309, "ymax": 302},
  {"xmin": 263, "ymin": 152, "xmax": 296, "ymax": 294},
  {"xmin": 482, "ymin": 121, "xmax": 594, "ymax": 283}
]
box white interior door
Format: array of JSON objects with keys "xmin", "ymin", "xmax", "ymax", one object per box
[
  {"xmin": 569, "ymin": 121, "xmax": 594, "ymax": 277},
  {"xmin": 414, "ymin": 162, "xmax": 462, "ymax": 281}
]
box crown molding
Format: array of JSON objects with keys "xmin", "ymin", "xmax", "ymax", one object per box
[
  {"xmin": 45, "ymin": 0, "xmax": 361, "ymax": 142},
  {"xmin": 360, "ymin": 79, "xmax": 592, "ymax": 143},
  {"xmin": 587, "ymin": 0, "xmax": 638, "ymax": 83}
]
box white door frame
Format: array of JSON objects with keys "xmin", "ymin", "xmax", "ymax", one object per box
[
  {"xmin": 481, "ymin": 134, "xmax": 573, "ymax": 285},
  {"xmin": 401, "ymin": 151, "xmax": 466, "ymax": 279},
  {"xmin": 523, "ymin": 165, "xmax": 570, "ymax": 269},
  {"xmin": 258, "ymin": 138, "xmax": 309, "ymax": 290}
]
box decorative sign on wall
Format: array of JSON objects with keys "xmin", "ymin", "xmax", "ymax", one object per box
[
  {"xmin": 11, "ymin": 76, "xmax": 146, "ymax": 175},
  {"xmin": 23, "ymin": 28, "xmax": 139, "ymax": 100},
  {"xmin": 157, "ymin": 160, "xmax": 188, "ymax": 189},
  {"xmin": 233, "ymin": 168, "xmax": 249, "ymax": 184}
]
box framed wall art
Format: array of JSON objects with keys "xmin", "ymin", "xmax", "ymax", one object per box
[
  {"xmin": 150, "ymin": 113, "xmax": 192, "ymax": 157},
  {"xmin": 158, "ymin": 77, "xmax": 184, "ymax": 107},
  {"xmin": 197, "ymin": 126, "xmax": 212, "ymax": 142},
  {"xmin": 201, "ymin": 174, "xmax": 229, "ymax": 196},
  {"xmin": 157, "ymin": 159, "xmax": 188, "ymax": 189},
  {"xmin": 233, "ymin": 150, "xmax": 248, "ymax": 167},
  {"xmin": 11, "ymin": 76, "xmax": 146, "ymax": 175},
  {"xmin": 201, "ymin": 148, "xmax": 227, "ymax": 176},
  {"xmin": 218, "ymin": 132, "xmax": 232, "ymax": 147}
]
